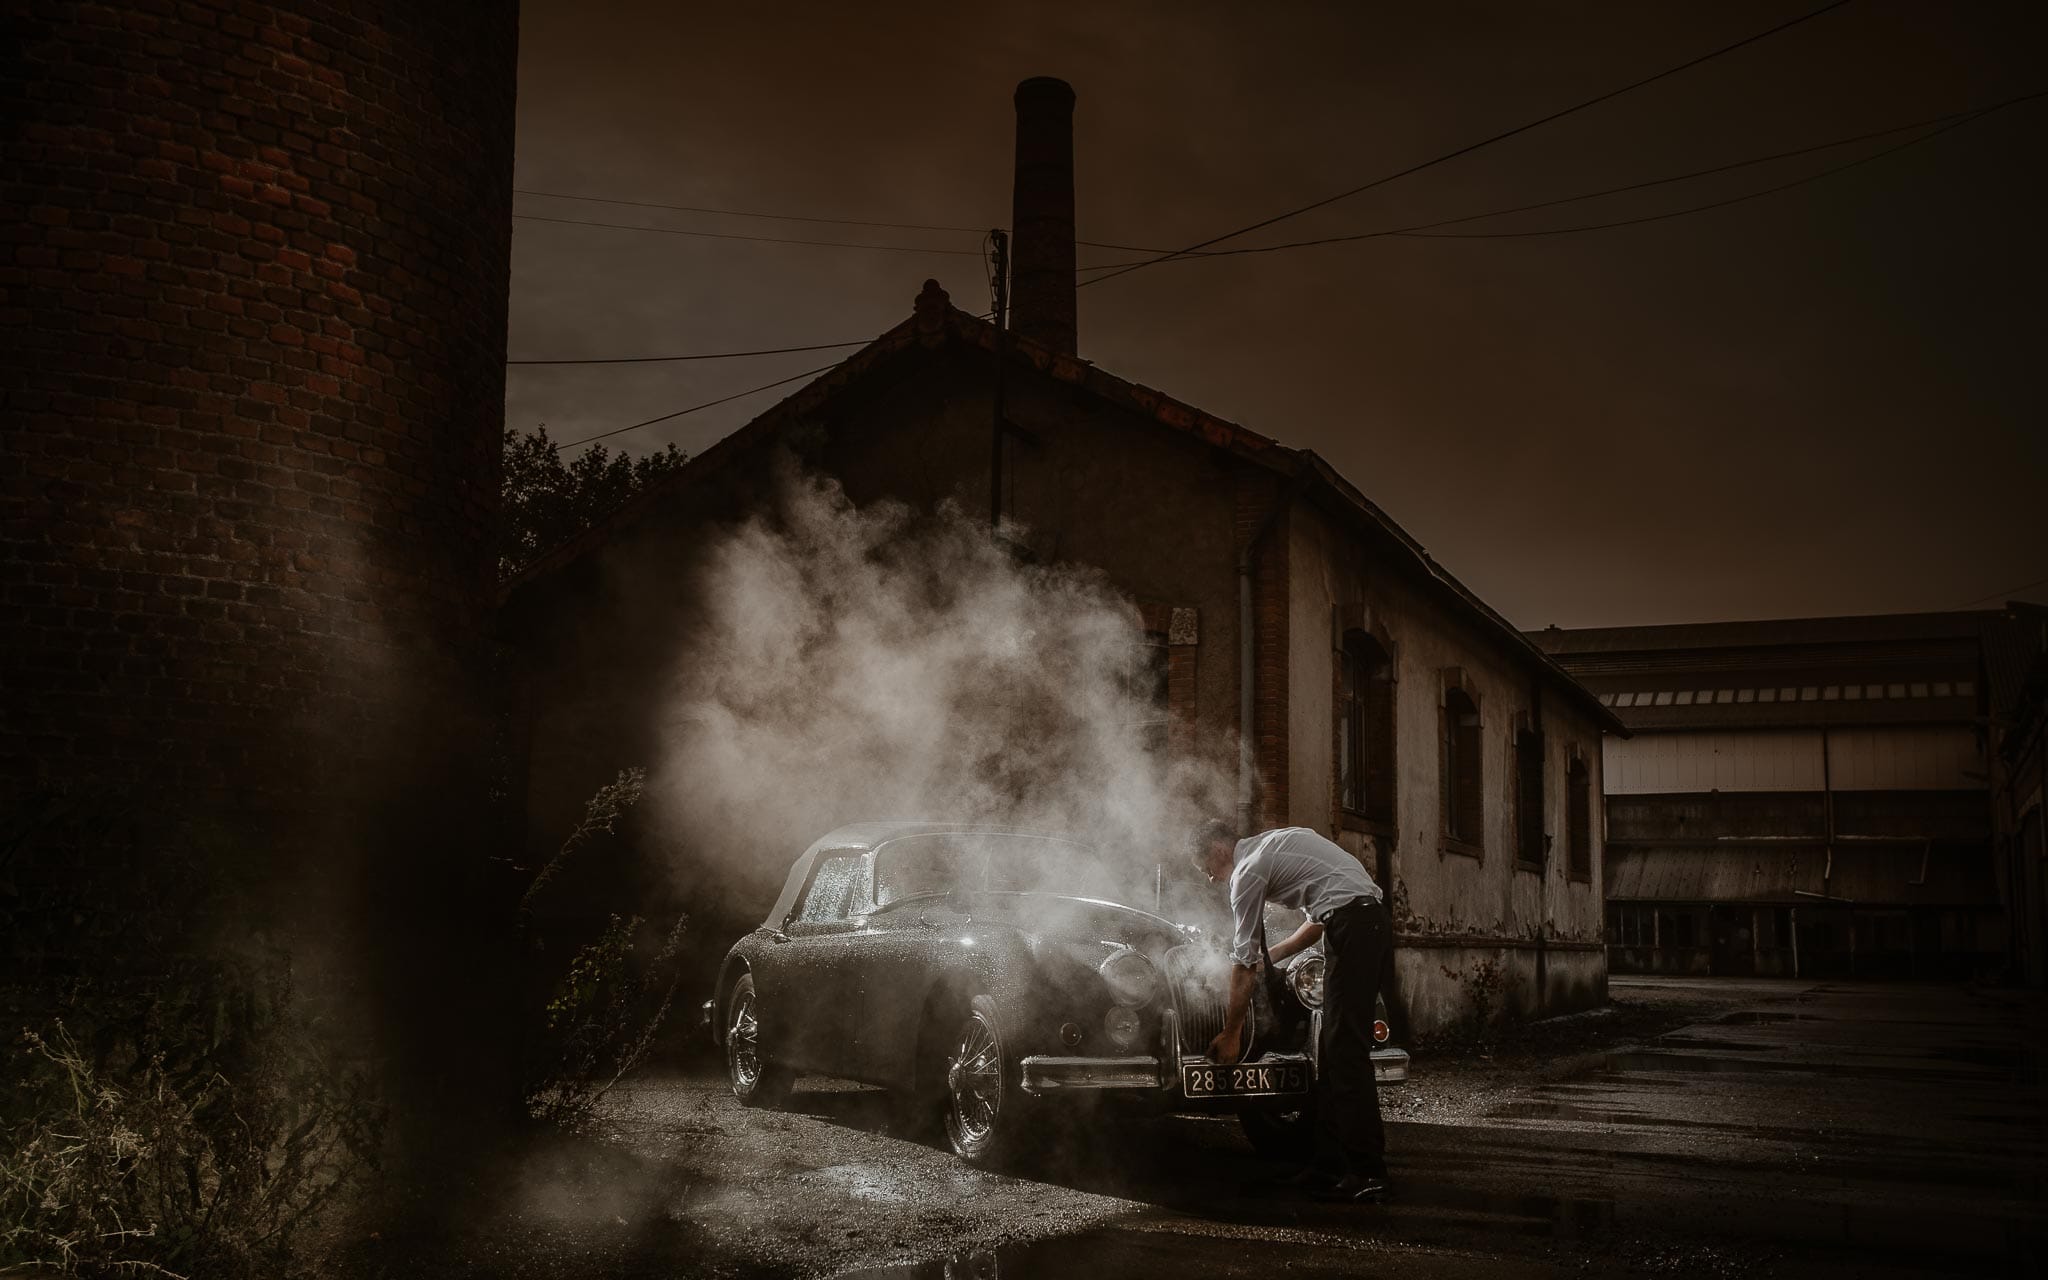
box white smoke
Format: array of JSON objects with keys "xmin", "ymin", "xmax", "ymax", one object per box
[{"xmin": 650, "ymin": 461, "xmax": 1236, "ymax": 913}]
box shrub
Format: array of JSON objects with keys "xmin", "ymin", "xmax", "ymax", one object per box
[
  {"xmin": 1, "ymin": 971, "xmax": 381, "ymax": 1278},
  {"xmin": 516, "ymin": 770, "xmax": 690, "ymax": 1128},
  {"xmin": 523, "ymin": 914, "xmax": 689, "ymax": 1127},
  {"xmin": 0, "ymin": 797, "xmax": 382, "ymax": 1278}
]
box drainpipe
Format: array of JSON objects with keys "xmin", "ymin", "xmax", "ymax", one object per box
[{"xmin": 1237, "ymin": 475, "xmax": 1300, "ymax": 835}]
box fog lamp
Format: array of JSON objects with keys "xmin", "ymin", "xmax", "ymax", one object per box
[
  {"xmin": 1103, "ymin": 1004, "xmax": 1142, "ymax": 1051},
  {"xmin": 1059, "ymin": 1021, "xmax": 1084, "ymax": 1048}
]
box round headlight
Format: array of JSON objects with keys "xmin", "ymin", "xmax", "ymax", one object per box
[
  {"xmin": 1287, "ymin": 955, "xmax": 1326, "ymax": 1009},
  {"xmin": 1099, "ymin": 949, "xmax": 1161, "ymax": 1004},
  {"xmin": 1102, "ymin": 1004, "xmax": 1142, "ymax": 1050}
]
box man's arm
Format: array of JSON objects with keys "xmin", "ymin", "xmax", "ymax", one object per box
[
  {"xmin": 1267, "ymin": 919, "xmax": 1324, "ymax": 965},
  {"xmin": 1208, "ymin": 962, "xmax": 1260, "ymax": 1064}
]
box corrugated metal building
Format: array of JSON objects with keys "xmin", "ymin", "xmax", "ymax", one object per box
[{"xmin": 1531, "ymin": 612, "xmax": 2023, "ymax": 979}]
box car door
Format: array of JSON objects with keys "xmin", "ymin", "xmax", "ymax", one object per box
[
  {"xmin": 847, "ymin": 895, "xmax": 968, "ymax": 1083},
  {"xmin": 759, "ymin": 849, "xmax": 871, "ymax": 1073}
]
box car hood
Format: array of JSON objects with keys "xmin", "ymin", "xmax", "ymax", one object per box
[{"xmin": 921, "ymin": 891, "xmax": 1190, "ymax": 954}]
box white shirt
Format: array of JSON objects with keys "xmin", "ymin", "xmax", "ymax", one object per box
[{"xmin": 1227, "ymin": 827, "xmax": 1382, "ymax": 969}]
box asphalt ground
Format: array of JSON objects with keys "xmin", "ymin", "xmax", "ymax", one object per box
[{"xmin": 361, "ymin": 978, "xmax": 2045, "ymax": 1279}]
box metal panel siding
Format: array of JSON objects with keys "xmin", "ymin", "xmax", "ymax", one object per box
[
  {"xmin": 1827, "ymin": 727, "xmax": 1984, "ymax": 791},
  {"xmin": 1605, "ymin": 846, "xmax": 1826, "ymax": 902},
  {"xmin": 1604, "ymin": 732, "xmax": 1824, "ymax": 795}
]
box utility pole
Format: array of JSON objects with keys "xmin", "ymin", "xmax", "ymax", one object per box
[{"xmin": 988, "ymin": 228, "xmax": 1009, "ymax": 529}]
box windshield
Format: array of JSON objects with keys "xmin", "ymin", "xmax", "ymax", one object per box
[{"xmin": 871, "ymin": 832, "xmax": 1141, "ymax": 908}]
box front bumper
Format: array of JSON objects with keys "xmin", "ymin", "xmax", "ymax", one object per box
[
  {"xmin": 1019, "ymin": 1055, "xmax": 1164, "ymax": 1092},
  {"xmin": 1019, "ymin": 1046, "xmax": 1409, "ymax": 1095}
]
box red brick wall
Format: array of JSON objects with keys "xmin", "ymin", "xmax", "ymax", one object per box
[{"xmin": 0, "ymin": 1, "xmax": 517, "ymax": 816}]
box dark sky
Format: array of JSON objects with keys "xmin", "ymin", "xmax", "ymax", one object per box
[{"xmin": 508, "ymin": 0, "xmax": 2046, "ymax": 629}]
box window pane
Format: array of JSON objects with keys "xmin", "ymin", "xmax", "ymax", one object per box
[{"xmin": 797, "ymin": 855, "xmax": 867, "ymax": 923}]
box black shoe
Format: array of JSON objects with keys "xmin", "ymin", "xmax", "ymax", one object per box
[{"xmin": 1311, "ymin": 1174, "xmax": 1392, "ymax": 1203}]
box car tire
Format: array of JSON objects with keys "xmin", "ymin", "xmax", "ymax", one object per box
[
  {"xmin": 1238, "ymin": 1100, "xmax": 1318, "ymax": 1161},
  {"xmin": 940, "ymin": 995, "xmax": 1034, "ymax": 1167},
  {"xmin": 725, "ymin": 973, "xmax": 793, "ymax": 1108}
]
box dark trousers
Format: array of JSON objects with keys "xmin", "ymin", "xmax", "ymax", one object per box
[{"xmin": 1315, "ymin": 898, "xmax": 1389, "ymax": 1178}]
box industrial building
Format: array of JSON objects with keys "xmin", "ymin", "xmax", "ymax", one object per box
[{"xmin": 1535, "ymin": 612, "xmax": 2044, "ymax": 980}]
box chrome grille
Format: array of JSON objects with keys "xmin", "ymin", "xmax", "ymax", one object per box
[{"xmin": 1164, "ymin": 945, "xmax": 1227, "ymax": 1055}]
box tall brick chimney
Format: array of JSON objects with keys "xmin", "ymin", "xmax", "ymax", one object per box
[{"xmin": 1010, "ymin": 77, "xmax": 1078, "ymax": 354}]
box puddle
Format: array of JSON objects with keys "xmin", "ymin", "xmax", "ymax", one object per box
[{"xmin": 810, "ymin": 1162, "xmax": 916, "ymax": 1204}]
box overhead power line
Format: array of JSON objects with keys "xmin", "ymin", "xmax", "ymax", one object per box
[
  {"xmin": 528, "ymin": 93, "xmax": 2039, "ymax": 368},
  {"xmin": 1076, "ymin": 0, "xmax": 1855, "ymax": 291},
  {"xmin": 547, "ymin": 309, "xmax": 999, "ymax": 451},
  {"xmin": 1394, "ymin": 105, "xmax": 2014, "ymax": 239},
  {"xmin": 509, "ymin": 339, "xmax": 867, "ymax": 367},
  {"xmin": 1074, "ymin": 89, "xmax": 2044, "ymax": 276},
  {"xmin": 548, "ymin": 360, "xmax": 844, "ymax": 452},
  {"xmin": 1958, "ymin": 573, "xmax": 2048, "ymax": 608},
  {"xmin": 515, "ymin": 187, "xmax": 1152, "ymax": 256}
]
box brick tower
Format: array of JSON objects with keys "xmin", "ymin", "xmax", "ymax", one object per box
[
  {"xmin": 1, "ymin": 2, "xmax": 517, "ymax": 830},
  {"xmin": 1, "ymin": 2, "xmax": 521, "ymax": 1126}
]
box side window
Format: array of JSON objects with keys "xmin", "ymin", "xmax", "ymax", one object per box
[
  {"xmin": 1339, "ymin": 630, "xmax": 1395, "ymax": 822},
  {"xmin": 1567, "ymin": 755, "xmax": 1593, "ymax": 880},
  {"xmin": 794, "ymin": 854, "xmax": 870, "ymax": 925},
  {"xmin": 1441, "ymin": 680, "xmax": 1483, "ymax": 849},
  {"xmin": 1514, "ymin": 726, "xmax": 1545, "ymax": 868}
]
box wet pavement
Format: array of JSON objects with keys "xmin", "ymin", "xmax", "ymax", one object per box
[{"xmin": 513, "ymin": 979, "xmax": 2045, "ymax": 1278}]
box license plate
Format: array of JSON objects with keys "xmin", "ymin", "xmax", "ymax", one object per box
[{"xmin": 1181, "ymin": 1059, "xmax": 1311, "ymax": 1098}]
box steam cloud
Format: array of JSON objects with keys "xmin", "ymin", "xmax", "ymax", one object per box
[{"xmin": 651, "ymin": 463, "xmax": 1236, "ymax": 914}]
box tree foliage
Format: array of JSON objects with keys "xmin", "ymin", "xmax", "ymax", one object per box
[{"xmin": 500, "ymin": 426, "xmax": 688, "ymax": 579}]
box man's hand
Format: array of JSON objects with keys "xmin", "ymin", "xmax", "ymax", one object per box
[
  {"xmin": 1209, "ymin": 961, "xmax": 1261, "ymax": 1064},
  {"xmin": 1207, "ymin": 1024, "xmax": 1244, "ymax": 1065}
]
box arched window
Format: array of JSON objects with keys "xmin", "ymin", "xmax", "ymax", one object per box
[
  {"xmin": 1339, "ymin": 631, "xmax": 1395, "ymax": 823},
  {"xmin": 1567, "ymin": 754, "xmax": 1593, "ymax": 880},
  {"xmin": 1441, "ymin": 683, "xmax": 1483, "ymax": 848}
]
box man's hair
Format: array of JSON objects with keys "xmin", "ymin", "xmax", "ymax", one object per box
[{"xmin": 1188, "ymin": 819, "xmax": 1236, "ymax": 866}]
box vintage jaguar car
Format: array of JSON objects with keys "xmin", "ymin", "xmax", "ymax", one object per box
[{"xmin": 704, "ymin": 821, "xmax": 1408, "ymax": 1165}]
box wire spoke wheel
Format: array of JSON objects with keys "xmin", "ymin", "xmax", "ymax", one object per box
[
  {"xmin": 947, "ymin": 1013, "xmax": 1003, "ymax": 1144},
  {"xmin": 728, "ymin": 990, "xmax": 761, "ymax": 1092},
  {"xmin": 938, "ymin": 994, "xmax": 1035, "ymax": 1165},
  {"xmin": 725, "ymin": 973, "xmax": 790, "ymax": 1107}
]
